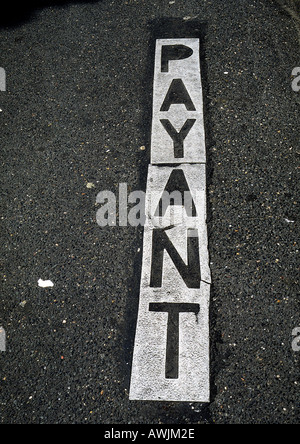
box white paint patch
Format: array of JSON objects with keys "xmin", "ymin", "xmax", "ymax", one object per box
[
  {"xmin": 130, "ymin": 282, "xmax": 210, "ymax": 402},
  {"xmin": 130, "ymin": 37, "xmax": 211, "ymax": 402},
  {"xmin": 38, "ymin": 279, "xmax": 54, "ymax": 288},
  {"xmin": 151, "ymin": 39, "xmax": 206, "ymax": 165},
  {"xmin": 143, "ymin": 164, "xmax": 211, "ymax": 285}
]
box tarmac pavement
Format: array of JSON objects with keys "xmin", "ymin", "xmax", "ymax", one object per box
[{"xmin": 0, "ymin": 0, "xmax": 299, "ymax": 424}]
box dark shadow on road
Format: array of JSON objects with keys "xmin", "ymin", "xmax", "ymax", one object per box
[
  {"xmin": 0, "ymin": 0, "xmax": 100, "ymax": 28},
  {"xmin": 272, "ymin": 0, "xmax": 300, "ymax": 43}
]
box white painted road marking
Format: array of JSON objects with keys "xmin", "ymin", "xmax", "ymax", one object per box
[
  {"xmin": 130, "ymin": 282, "xmax": 210, "ymax": 402},
  {"xmin": 143, "ymin": 164, "xmax": 211, "ymax": 286},
  {"xmin": 151, "ymin": 39, "xmax": 206, "ymax": 165},
  {"xmin": 130, "ymin": 37, "xmax": 211, "ymax": 402}
]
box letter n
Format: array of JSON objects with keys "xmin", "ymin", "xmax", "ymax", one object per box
[{"xmin": 150, "ymin": 228, "xmax": 201, "ymax": 288}]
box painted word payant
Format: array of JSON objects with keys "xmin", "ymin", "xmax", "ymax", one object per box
[{"xmin": 130, "ymin": 36, "xmax": 211, "ymax": 403}]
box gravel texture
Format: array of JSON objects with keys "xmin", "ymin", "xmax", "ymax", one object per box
[{"xmin": 0, "ymin": 0, "xmax": 299, "ymax": 424}]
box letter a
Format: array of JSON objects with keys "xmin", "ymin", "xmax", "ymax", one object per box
[{"xmin": 160, "ymin": 79, "xmax": 196, "ymax": 111}]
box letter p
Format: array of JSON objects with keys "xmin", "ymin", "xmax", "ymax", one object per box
[{"xmin": 161, "ymin": 45, "xmax": 193, "ymax": 73}]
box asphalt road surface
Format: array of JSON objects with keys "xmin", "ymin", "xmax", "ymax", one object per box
[{"xmin": 0, "ymin": 0, "xmax": 299, "ymax": 424}]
